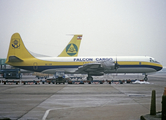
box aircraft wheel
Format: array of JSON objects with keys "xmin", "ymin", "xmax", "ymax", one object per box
[
  {"xmin": 144, "ymin": 75, "xmax": 148, "ymax": 81},
  {"xmin": 144, "ymin": 77, "xmax": 148, "ymax": 81}
]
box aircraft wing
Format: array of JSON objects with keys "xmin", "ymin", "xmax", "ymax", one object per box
[{"xmin": 74, "ymin": 62, "xmax": 105, "ymax": 75}]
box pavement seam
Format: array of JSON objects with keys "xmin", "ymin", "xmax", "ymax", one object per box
[
  {"xmin": 112, "ymin": 85, "xmax": 150, "ymax": 111},
  {"xmin": 17, "ymin": 85, "xmax": 66, "ymax": 120}
]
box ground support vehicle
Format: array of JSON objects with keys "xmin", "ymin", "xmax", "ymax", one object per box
[
  {"xmin": 2, "ymin": 69, "xmax": 21, "ymax": 79},
  {"xmin": 46, "ymin": 77, "xmax": 66, "ymax": 84},
  {"xmin": 55, "ymin": 77, "xmax": 66, "ymax": 84}
]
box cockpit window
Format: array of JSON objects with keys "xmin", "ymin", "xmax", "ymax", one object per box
[
  {"xmin": 150, "ymin": 58, "xmax": 159, "ymax": 63},
  {"xmin": 150, "ymin": 58, "xmax": 154, "ymax": 62}
]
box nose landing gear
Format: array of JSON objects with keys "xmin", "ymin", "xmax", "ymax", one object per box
[{"xmin": 144, "ymin": 74, "xmax": 148, "ymax": 81}]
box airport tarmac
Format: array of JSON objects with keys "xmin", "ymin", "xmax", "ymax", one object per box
[{"xmin": 0, "ymin": 74, "xmax": 166, "ymax": 120}]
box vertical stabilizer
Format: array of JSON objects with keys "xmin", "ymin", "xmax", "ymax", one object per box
[
  {"xmin": 58, "ymin": 35, "xmax": 82, "ymax": 57},
  {"xmin": 6, "ymin": 33, "xmax": 34, "ymax": 64}
]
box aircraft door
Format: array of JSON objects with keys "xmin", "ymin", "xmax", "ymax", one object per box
[{"xmin": 33, "ymin": 62, "xmax": 38, "ymax": 70}]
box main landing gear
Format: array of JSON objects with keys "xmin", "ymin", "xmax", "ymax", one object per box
[{"xmin": 87, "ymin": 75, "xmax": 93, "ymax": 81}]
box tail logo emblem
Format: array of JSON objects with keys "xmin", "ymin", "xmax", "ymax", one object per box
[
  {"xmin": 66, "ymin": 43, "xmax": 78, "ymax": 56},
  {"xmin": 12, "ymin": 39, "xmax": 20, "ymax": 48}
]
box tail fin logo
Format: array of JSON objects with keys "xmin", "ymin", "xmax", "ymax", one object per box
[
  {"xmin": 12, "ymin": 39, "xmax": 20, "ymax": 49},
  {"xmin": 66, "ymin": 43, "xmax": 78, "ymax": 56}
]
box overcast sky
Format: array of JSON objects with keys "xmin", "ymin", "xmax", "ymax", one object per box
[{"xmin": 0, "ymin": 0, "xmax": 166, "ymax": 66}]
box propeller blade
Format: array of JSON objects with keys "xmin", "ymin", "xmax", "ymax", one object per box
[{"xmin": 114, "ymin": 57, "xmax": 119, "ymax": 76}]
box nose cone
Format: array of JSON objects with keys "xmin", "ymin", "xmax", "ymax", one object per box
[{"xmin": 157, "ymin": 64, "xmax": 163, "ymax": 71}]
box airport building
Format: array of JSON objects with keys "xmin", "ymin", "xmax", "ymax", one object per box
[{"xmin": 0, "ymin": 58, "xmax": 7, "ymax": 69}]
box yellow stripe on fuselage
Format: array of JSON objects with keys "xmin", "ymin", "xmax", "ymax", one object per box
[{"xmin": 118, "ymin": 61, "xmax": 162, "ymax": 68}]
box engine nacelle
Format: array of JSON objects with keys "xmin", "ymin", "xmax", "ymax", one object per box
[{"xmin": 101, "ymin": 61, "xmax": 115, "ymax": 70}]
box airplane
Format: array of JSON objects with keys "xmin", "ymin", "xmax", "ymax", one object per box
[
  {"xmin": 5, "ymin": 33, "xmax": 163, "ymax": 81},
  {"xmin": 58, "ymin": 34, "xmax": 82, "ymax": 57}
]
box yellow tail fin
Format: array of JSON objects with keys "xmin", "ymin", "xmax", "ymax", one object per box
[
  {"xmin": 58, "ymin": 35, "xmax": 82, "ymax": 57},
  {"xmin": 6, "ymin": 33, "xmax": 34, "ymax": 64}
]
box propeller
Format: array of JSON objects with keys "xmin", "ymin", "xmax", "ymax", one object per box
[{"xmin": 114, "ymin": 57, "xmax": 119, "ymax": 76}]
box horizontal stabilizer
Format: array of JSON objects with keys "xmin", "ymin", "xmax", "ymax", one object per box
[{"xmin": 8, "ymin": 56, "xmax": 23, "ymax": 62}]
